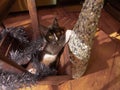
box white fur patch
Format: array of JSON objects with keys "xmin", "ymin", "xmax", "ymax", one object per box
[
  {"xmin": 43, "ymin": 54, "xmax": 57, "ymax": 61},
  {"xmin": 42, "ymin": 54, "xmax": 57, "ymax": 66},
  {"xmin": 65, "ymin": 30, "xmax": 73, "ymax": 43}
]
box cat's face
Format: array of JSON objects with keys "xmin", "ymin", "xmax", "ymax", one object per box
[
  {"xmin": 45, "ymin": 18, "xmax": 66, "ymax": 55},
  {"xmin": 45, "ymin": 27, "xmax": 65, "ymax": 47}
]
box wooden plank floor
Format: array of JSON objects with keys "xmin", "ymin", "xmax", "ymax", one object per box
[{"xmin": 2, "ymin": 5, "xmax": 120, "ymax": 90}]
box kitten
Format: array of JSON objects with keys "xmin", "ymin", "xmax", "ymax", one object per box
[{"xmin": 41, "ymin": 18, "xmax": 66, "ymax": 66}]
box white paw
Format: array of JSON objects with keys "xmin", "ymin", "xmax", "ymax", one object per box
[{"xmin": 65, "ymin": 30, "xmax": 73, "ymax": 43}]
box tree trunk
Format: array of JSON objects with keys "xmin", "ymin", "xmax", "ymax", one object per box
[{"xmin": 68, "ymin": 0, "xmax": 104, "ymax": 78}]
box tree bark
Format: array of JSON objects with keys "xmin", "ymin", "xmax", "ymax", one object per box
[{"xmin": 68, "ymin": 0, "xmax": 104, "ymax": 78}]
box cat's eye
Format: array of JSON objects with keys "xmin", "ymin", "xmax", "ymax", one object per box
[{"xmin": 48, "ymin": 35, "xmax": 54, "ymax": 39}]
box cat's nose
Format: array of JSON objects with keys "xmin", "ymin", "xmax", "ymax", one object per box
[{"xmin": 52, "ymin": 41, "xmax": 58, "ymax": 45}]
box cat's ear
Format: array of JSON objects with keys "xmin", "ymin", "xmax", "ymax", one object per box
[{"xmin": 52, "ymin": 18, "xmax": 59, "ymax": 28}]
